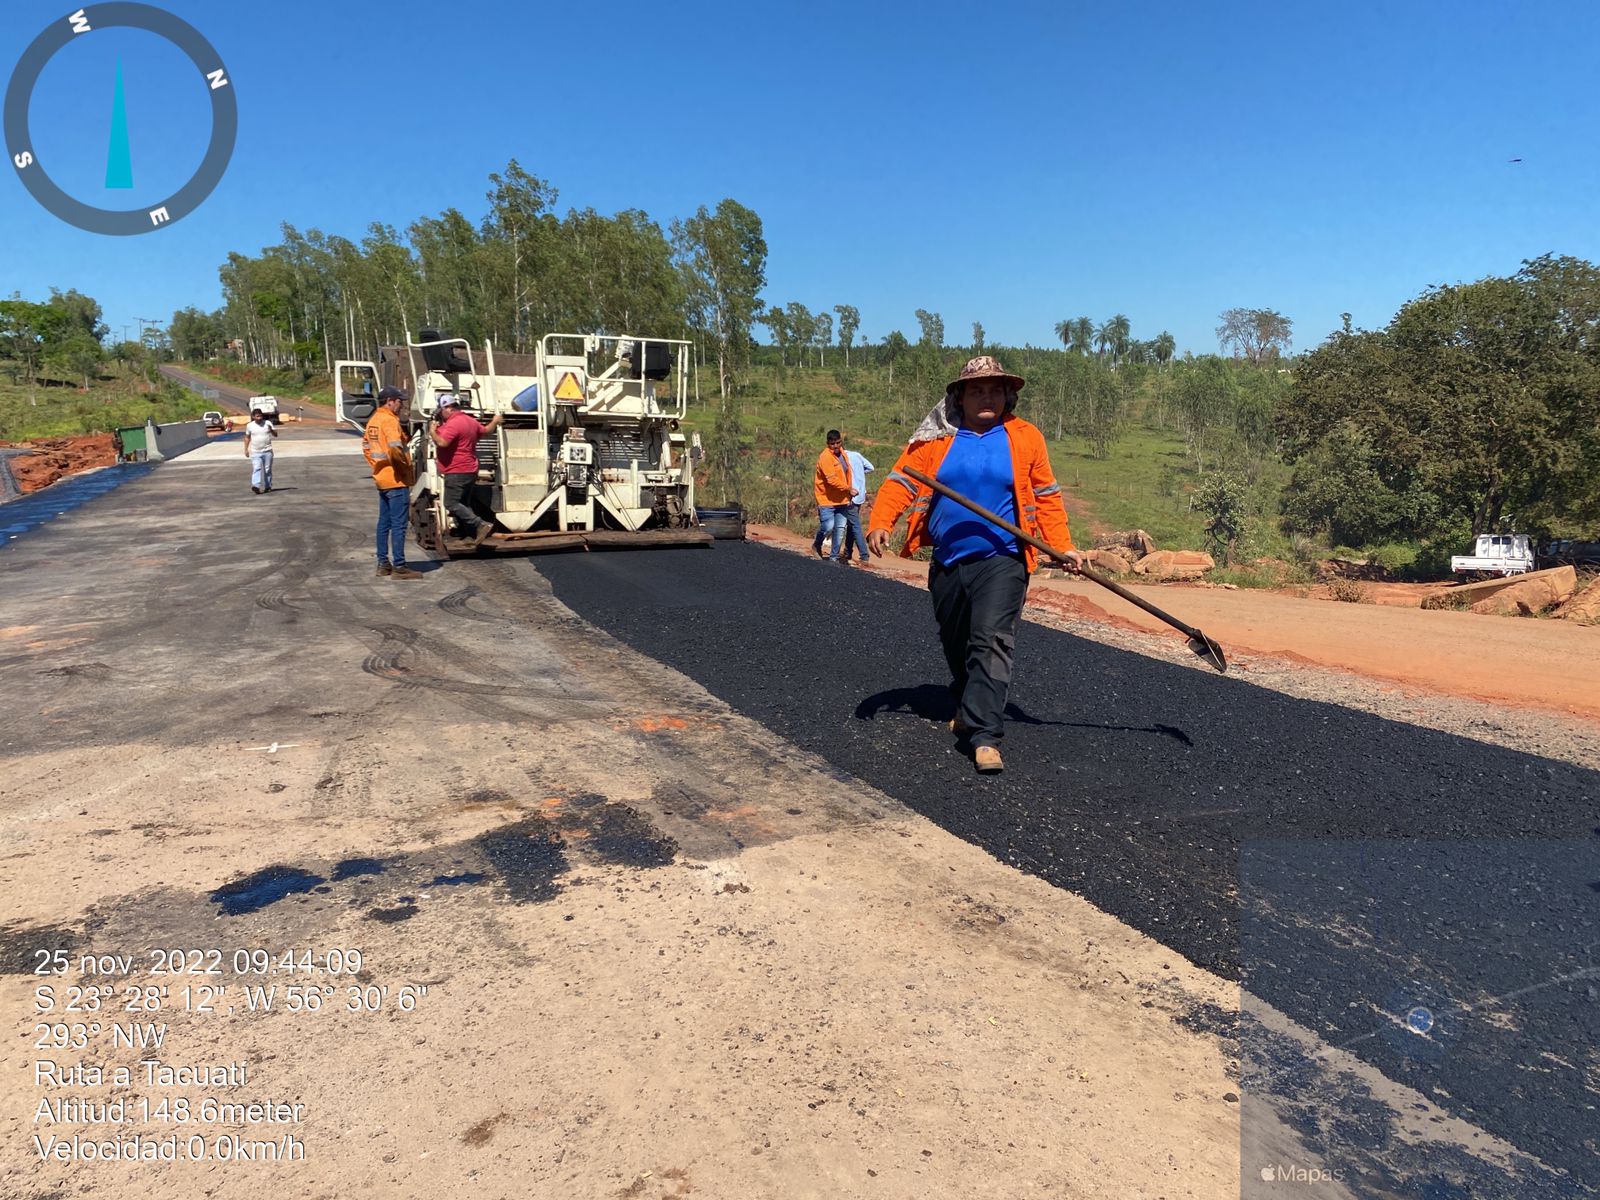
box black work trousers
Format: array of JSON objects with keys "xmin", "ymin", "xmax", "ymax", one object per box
[
  {"xmin": 442, "ymin": 472, "xmax": 488, "ymax": 536},
  {"xmin": 928, "ymin": 554, "xmax": 1029, "ymax": 747}
]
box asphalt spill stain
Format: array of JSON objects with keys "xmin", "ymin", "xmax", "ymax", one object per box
[
  {"xmin": 365, "ymin": 904, "xmax": 419, "ymax": 924},
  {"xmin": 473, "ymin": 817, "xmax": 569, "ymax": 904},
  {"xmin": 1174, "ymin": 999, "xmax": 1239, "ymax": 1042},
  {"xmin": 460, "ymin": 1112, "xmax": 508, "ymax": 1146},
  {"xmin": 584, "ymin": 803, "xmax": 678, "ymax": 868},
  {"xmin": 211, "ymin": 866, "xmax": 327, "ymax": 916},
  {"xmin": 460, "ymin": 788, "xmax": 513, "ymax": 807},
  {"xmin": 429, "ymin": 872, "xmax": 489, "ymax": 887},
  {"xmin": 0, "ymin": 923, "xmax": 80, "ymax": 975},
  {"xmin": 332, "ymin": 857, "xmax": 388, "ymax": 881}
]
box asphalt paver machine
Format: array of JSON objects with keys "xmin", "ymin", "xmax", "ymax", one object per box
[{"xmin": 336, "ymin": 331, "xmax": 709, "ymax": 555}]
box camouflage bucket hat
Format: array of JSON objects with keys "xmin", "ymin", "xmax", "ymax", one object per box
[{"xmin": 947, "ymin": 354, "xmax": 1025, "ymax": 393}]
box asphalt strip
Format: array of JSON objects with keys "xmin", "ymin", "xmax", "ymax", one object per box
[
  {"xmin": 534, "ymin": 539, "xmax": 1600, "ymax": 1194},
  {"xmin": 0, "ymin": 462, "xmax": 156, "ymax": 546}
]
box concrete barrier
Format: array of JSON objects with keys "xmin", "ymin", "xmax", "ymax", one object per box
[
  {"xmin": 147, "ymin": 418, "xmax": 209, "ymax": 460},
  {"xmin": 117, "ymin": 419, "xmax": 210, "ymax": 462}
]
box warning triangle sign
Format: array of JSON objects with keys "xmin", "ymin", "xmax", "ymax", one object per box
[{"xmin": 553, "ymin": 371, "xmax": 585, "ymax": 401}]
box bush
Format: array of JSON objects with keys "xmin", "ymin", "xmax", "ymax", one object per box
[
  {"xmin": 1365, "ymin": 543, "xmax": 1418, "ymax": 573},
  {"xmin": 1327, "ymin": 577, "xmax": 1373, "ymax": 603},
  {"xmin": 1420, "ymin": 590, "xmax": 1473, "ymax": 612}
]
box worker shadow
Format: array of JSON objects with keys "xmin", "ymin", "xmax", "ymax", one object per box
[{"xmin": 853, "ymin": 683, "xmax": 1192, "ymax": 745}]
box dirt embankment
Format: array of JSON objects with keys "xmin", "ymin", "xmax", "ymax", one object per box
[{"xmin": 0, "ymin": 435, "xmax": 117, "ymax": 494}]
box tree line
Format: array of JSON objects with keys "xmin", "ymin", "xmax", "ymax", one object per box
[{"xmin": 167, "ymin": 160, "xmax": 771, "ymax": 403}]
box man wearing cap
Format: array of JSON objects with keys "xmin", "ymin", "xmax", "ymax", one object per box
[
  {"xmin": 867, "ymin": 356, "xmax": 1084, "ymax": 773},
  {"xmin": 362, "ymin": 387, "xmax": 421, "ymax": 579},
  {"xmin": 812, "ymin": 429, "xmax": 853, "ymax": 562},
  {"xmin": 430, "ymin": 394, "xmax": 503, "ymax": 548}
]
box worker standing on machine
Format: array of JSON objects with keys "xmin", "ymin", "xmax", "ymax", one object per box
[{"xmin": 430, "ymin": 393, "xmax": 503, "ymax": 547}]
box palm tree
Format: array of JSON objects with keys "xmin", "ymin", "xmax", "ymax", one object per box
[
  {"xmin": 1154, "ymin": 331, "xmax": 1176, "ymax": 369},
  {"xmin": 1094, "ymin": 320, "xmax": 1114, "ymax": 362},
  {"xmin": 1053, "ymin": 319, "xmax": 1072, "ymax": 350},
  {"xmin": 1109, "ymin": 314, "xmax": 1131, "ymax": 367},
  {"xmin": 1071, "ymin": 317, "xmax": 1094, "ymax": 356}
]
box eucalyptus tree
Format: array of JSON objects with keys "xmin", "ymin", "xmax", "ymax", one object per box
[
  {"xmin": 673, "ymin": 198, "xmax": 768, "ymax": 401},
  {"xmin": 759, "ymin": 307, "xmax": 791, "ymax": 366},
  {"xmin": 813, "ymin": 310, "xmax": 833, "ymax": 366},
  {"xmin": 881, "ymin": 329, "xmax": 909, "ymax": 384},
  {"xmin": 833, "ymin": 304, "xmax": 860, "ymax": 366}
]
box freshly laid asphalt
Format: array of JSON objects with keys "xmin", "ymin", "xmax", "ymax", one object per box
[{"xmin": 536, "ymin": 542, "xmax": 1600, "ymax": 1193}]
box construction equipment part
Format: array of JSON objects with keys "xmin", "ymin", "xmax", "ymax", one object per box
[{"xmin": 335, "ymin": 331, "xmax": 711, "ymax": 556}]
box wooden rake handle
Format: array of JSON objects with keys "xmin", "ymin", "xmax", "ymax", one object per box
[{"xmin": 901, "ymin": 466, "xmax": 1228, "ymax": 672}]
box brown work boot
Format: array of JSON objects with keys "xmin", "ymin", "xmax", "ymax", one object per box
[
  {"xmin": 390, "ymin": 565, "xmax": 423, "ymax": 579},
  {"xmin": 973, "ymin": 745, "xmax": 1004, "ymax": 774},
  {"xmin": 949, "ymin": 717, "xmax": 972, "ymax": 737},
  {"xmin": 375, "ymin": 563, "xmax": 392, "ymax": 577},
  {"xmin": 472, "ymin": 522, "xmax": 496, "ymax": 547}
]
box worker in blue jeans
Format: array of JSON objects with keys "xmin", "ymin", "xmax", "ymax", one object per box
[
  {"xmin": 838, "ymin": 439, "xmax": 875, "ymax": 564},
  {"xmin": 362, "ymin": 387, "xmax": 421, "ymax": 579}
]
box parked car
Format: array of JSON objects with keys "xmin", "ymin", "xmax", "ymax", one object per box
[
  {"xmin": 248, "ymin": 395, "xmax": 281, "ymax": 424},
  {"xmin": 1450, "ymin": 533, "xmax": 1535, "ymax": 577},
  {"xmin": 202, "ymin": 411, "xmax": 226, "ymax": 431}
]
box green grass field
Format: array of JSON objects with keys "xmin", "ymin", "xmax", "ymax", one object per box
[{"xmin": 0, "ymin": 368, "xmax": 210, "ymax": 440}]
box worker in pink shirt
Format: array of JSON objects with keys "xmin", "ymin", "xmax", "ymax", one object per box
[{"xmin": 429, "ymin": 393, "xmax": 503, "ymax": 547}]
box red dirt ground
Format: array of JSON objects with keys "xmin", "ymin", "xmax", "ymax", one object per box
[{"xmin": 0, "ymin": 435, "xmax": 117, "ymax": 494}]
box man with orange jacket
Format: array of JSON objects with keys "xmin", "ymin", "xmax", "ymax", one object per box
[
  {"xmin": 812, "ymin": 429, "xmax": 854, "ymax": 562},
  {"xmin": 867, "ymin": 356, "xmax": 1084, "ymax": 773},
  {"xmin": 363, "ymin": 387, "xmax": 421, "ymax": 579}
]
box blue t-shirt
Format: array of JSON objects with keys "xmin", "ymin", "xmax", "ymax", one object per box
[{"xmin": 927, "ymin": 426, "xmax": 1019, "ymax": 566}]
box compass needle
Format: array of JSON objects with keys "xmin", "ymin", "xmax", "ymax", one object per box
[{"xmin": 105, "ymin": 58, "xmax": 133, "ymax": 190}]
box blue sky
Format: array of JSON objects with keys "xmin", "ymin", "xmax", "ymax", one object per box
[{"xmin": 3, "ymin": 0, "xmax": 1596, "ymax": 357}]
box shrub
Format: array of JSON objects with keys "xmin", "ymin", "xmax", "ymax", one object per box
[
  {"xmin": 1327, "ymin": 577, "xmax": 1373, "ymax": 603},
  {"xmin": 1365, "ymin": 543, "xmax": 1418, "ymax": 574}
]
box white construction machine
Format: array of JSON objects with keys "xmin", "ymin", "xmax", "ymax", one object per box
[{"xmin": 335, "ymin": 330, "xmax": 711, "ymax": 555}]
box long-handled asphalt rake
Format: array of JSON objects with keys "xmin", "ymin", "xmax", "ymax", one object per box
[{"xmin": 902, "ymin": 466, "xmax": 1228, "ymax": 673}]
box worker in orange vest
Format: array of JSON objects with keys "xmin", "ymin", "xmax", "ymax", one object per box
[
  {"xmin": 363, "ymin": 387, "xmax": 421, "ymax": 579},
  {"xmin": 868, "ymin": 356, "xmax": 1084, "ymax": 773},
  {"xmin": 812, "ymin": 428, "xmax": 854, "ymax": 562}
]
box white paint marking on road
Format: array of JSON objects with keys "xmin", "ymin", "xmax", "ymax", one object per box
[{"xmin": 245, "ymin": 742, "xmax": 303, "ymax": 754}]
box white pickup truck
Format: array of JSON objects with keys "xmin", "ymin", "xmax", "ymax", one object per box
[
  {"xmin": 1450, "ymin": 533, "xmax": 1535, "ymax": 577},
  {"xmin": 247, "ymin": 395, "xmax": 280, "ymax": 425}
]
